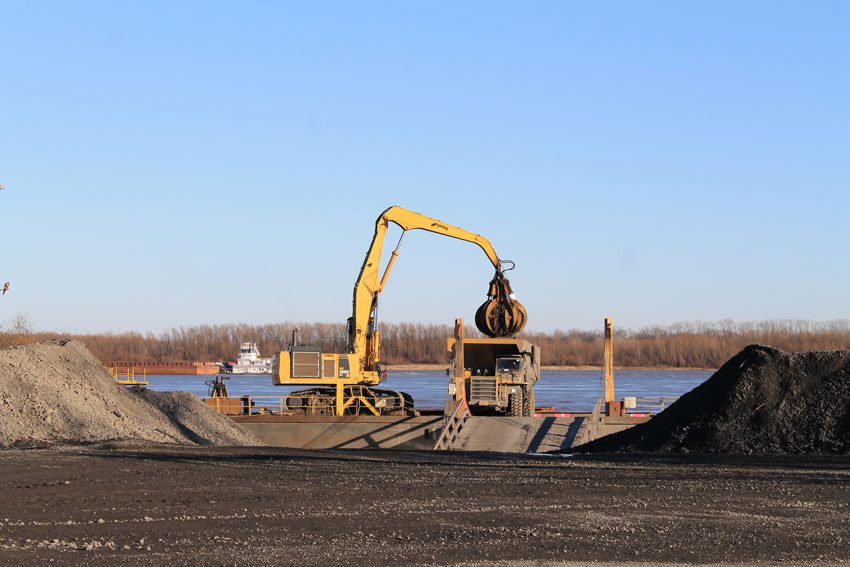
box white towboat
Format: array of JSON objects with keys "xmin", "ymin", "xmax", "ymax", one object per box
[{"xmin": 229, "ymin": 342, "xmax": 272, "ymax": 374}]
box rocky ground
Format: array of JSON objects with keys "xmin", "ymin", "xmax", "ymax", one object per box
[
  {"xmin": 2, "ymin": 341, "xmax": 849, "ymax": 565},
  {"xmin": 0, "ymin": 445, "xmax": 848, "ymax": 566},
  {"xmin": 0, "ymin": 340, "xmax": 258, "ymax": 447}
]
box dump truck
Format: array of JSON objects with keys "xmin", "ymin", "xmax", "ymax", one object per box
[{"xmin": 447, "ymin": 318, "xmax": 540, "ymax": 417}]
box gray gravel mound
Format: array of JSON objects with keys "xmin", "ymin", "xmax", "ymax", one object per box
[
  {"xmin": 0, "ymin": 339, "xmax": 260, "ymax": 448},
  {"xmin": 579, "ymin": 344, "xmax": 850, "ymax": 455}
]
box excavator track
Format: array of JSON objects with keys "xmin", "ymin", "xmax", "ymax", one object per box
[{"xmin": 285, "ymin": 386, "xmax": 414, "ymax": 416}]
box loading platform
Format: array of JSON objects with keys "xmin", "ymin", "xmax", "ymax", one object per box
[
  {"xmin": 226, "ymin": 408, "xmax": 649, "ymax": 452},
  {"xmin": 212, "ymin": 317, "xmax": 659, "ymax": 451}
]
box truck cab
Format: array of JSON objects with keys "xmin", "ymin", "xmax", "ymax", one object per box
[{"xmin": 496, "ymin": 356, "xmax": 523, "ymax": 379}]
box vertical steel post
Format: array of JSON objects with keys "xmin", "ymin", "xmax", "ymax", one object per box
[
  {"xmin": 335, "ymin": 382, "xmax": 344, "ymax": 416},
  {"xmin": 454, "ymin": 318, "xmax": 466, "ymax": 402},
  {"xmin": 603, "ymin": 317, "xmax": 614, "ymax": 403}
]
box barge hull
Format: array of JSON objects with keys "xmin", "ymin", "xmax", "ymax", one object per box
[
  {"xmin": 108, "ymin": 361, "xmax": 221, "ymax": 375},
  {"xmin": 232, "ymin": 415, "xmax": 443, "ymax": 450},
  {"xmin": 229, "ymin": 414, "xmax": 650, "ymax": 451}
]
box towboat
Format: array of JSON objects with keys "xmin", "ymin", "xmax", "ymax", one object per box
[{"xmin": 229, "ymin": 342, "xmax": 272, "ymax": 374}]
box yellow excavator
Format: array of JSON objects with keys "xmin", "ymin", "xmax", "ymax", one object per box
[{"xmin": 271, "ymin": 205, "xmax": 527, "ymax": 416}]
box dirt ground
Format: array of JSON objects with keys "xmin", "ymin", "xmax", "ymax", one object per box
[{"xmin": 1, "ymin": 445, "xmax": 848, "ymax": 566}]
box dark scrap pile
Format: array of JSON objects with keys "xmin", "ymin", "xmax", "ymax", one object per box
[{"xmin": 579, "ymin": 344, "xmax": 850, "ymax": 455}]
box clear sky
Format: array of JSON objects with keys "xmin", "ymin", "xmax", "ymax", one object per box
[{"xmin": 1, "ymin": 1, "xmax": 848, "ymax": 335}]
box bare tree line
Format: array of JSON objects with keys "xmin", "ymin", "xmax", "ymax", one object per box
[
  {"xmin": 1, "ymin": 319, "xmax": 849, "ymax": 369},
  {"xmin": 522, "ymin": 319, "xmax": 850, "ymax": 367}
]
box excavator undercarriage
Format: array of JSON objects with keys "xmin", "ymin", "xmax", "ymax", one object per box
[{"xmin": 284, "ymin": 386, "xmax": 414, "ymax": 416}]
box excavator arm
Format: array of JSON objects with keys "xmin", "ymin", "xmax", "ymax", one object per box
[{"xmin": 349, "ymin": 206, "xmax": 527, "ymax": 371}]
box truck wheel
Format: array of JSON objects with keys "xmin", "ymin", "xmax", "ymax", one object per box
[
  {"xmin": 509, "ymin": 391, "xmax": 523, "ymax": 417},
  {"xmin": 522, "ymin": 389, "xmax": 535, "ymax": 417}
]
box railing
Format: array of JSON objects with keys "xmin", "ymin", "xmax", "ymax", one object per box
[
  {"xmin": 109, "ymin": 367, "xmax": 149, "ymax": 386},
  {"xmin": 204, "ymin": 395, "xmax": 295, "ymax": 416},
  {"xmin": 239, "ymin": 396, "xmax": 291, "ymax": 415},
  {"xmin": 433, "ymin": 399, "xmax": 471, "ymax": 451},
  {"xmin": 626, "ymin": 396, "xmax": 679, "ymax": 414},
  {"xmin": 109, "ymin": 361, "xmax": 220, "ymax": 368},
  {"xmin": 203, "ymin": 390, "xmax": 407, "ymax": 417}
]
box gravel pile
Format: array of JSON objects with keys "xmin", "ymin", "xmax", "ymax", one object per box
[
  {"xmin": 0, "ymin": 339, "xmax": 260, "ymax": 448},
  {"xmin": 579, "ymin": 344, "xmax": 850, "ymax": 454}
]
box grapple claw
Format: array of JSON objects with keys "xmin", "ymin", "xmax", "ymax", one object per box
[{"xmin": 475, "ymin": 270, "xmax": 527, "ymax": 337}]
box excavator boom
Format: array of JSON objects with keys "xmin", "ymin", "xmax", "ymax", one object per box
[{"xmin": 350, "ymin": 206, "xmax": 526, "ymax": 370}]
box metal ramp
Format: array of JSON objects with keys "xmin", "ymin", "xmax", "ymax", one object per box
[
  {"xmin": 433, "ymin": 400, "xmax": 471, "ymax": 450},
  {"xmin": 449, "ymin": 416, "xmax": 579, "ymax": 453}
]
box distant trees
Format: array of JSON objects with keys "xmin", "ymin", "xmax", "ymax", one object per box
[
  {"xmin": 1, "ymin": 319, "xmax": 849, "ymax": 369},
  {"xmin": 0, "ymin": 313, "xmax": 34, "ymax": 346}
]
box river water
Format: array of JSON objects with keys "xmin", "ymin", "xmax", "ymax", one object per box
[{"xmin": 143, "ymin": 369, "xmax": 713, "ymax": 412}]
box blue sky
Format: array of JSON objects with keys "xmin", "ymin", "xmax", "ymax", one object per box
[{"xmin": 1, "ymin": 1, "xmax": 848, "ymax": 334}]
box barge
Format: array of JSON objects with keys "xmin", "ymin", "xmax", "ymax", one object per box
[{"xmin": 107, "ymin": 361, "xmax": 221, "ymax": 375}]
